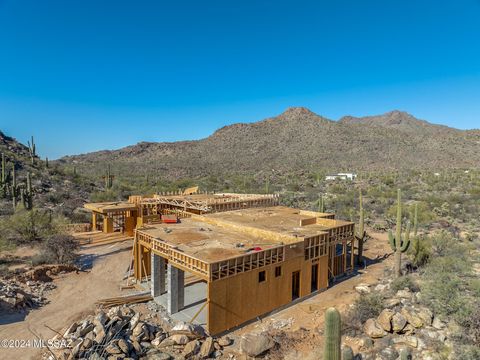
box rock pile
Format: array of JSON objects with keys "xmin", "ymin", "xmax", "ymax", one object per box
[
  {"xmin": 48, "ymin": 306, "xmax": 234, "ymax": 360},
  {"xmin": 22, "ymin": 264, "xmax": 79, "ymax": 282},
  {"xmin": 0, "ymin": 279, "xmax": 56, "ymax": 310},
  {"xmin": 352, "ymin": 282, "xmax": 451, "ymax": 360}
]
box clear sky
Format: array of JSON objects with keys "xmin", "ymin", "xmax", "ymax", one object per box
[{"xmin": 1, "ymin": 0, "xmax": 479, "ymax": 159}]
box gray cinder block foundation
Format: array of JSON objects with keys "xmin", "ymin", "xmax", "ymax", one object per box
[{"xmin": 167, "ymin": 264, "xmax": 185, "ymax": 313}]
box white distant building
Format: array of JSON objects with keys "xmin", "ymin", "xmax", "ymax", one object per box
[{"xmin": 325, "ymin": 173, "xmax": 357, "ymax": 181}]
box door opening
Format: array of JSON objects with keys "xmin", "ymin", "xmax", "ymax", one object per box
[
  {"xmin": 292, "ymin": 271, "xmax": 300, "ymax": 301},
  {"xmin": 311, "ymin": 264, "xmax": 318, "ymax": 292}
]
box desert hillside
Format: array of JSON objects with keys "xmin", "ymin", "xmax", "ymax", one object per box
[{"xmin": 58, "ymin": 107, "xmax": 480, "ymax": 179}]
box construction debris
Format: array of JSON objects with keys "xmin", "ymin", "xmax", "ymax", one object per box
[{"xmin": 95, "ymin": 293, "xmax": 153, "ymax": 308}]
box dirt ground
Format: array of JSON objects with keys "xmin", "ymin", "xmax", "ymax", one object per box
[{"xmin": 0, "ymin": 240, "xmax": 132, "ymax": 360}]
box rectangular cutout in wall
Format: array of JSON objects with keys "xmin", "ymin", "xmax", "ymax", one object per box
[
  {"xmin": 275, "ymin": 266, "xmax": 282, "ymax": 277},
  {"xmin": 258, "ymin": 270, "xmax": 266, "ymax": 283}
]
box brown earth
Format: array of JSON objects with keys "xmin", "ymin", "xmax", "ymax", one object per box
[{"xmin": 0, "ymin": 240, "xmax": 132, "ymax": 360}]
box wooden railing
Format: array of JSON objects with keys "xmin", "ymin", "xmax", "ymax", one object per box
[
  {"xmin": 135, "ymin": 229, "xmax": 210, "ymax": 279},
  {"xmin": 209, "ymin": 246, "xmax": 285, "ymax": 281}
]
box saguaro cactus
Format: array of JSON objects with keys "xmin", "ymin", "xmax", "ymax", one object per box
[
  {"xmin": 25, "ymin": 171, "xmax": 33, "ymax": 209},
  {"xmin": 104, "ymin": 164, "xmax": 114, "ymax": 189},
  {"xmin": 388, "ymin": 189, "xmax": 411, "ymax": 278},
  {"xmin": 356, "ymin": 190, "xmax": 367, "ymax": 266},
  {"xmin": 11, "ymin": 164, "xmax": 17, "ymax": 210},
  {"xmin": 1, "ymin": 153, "xmax": 5, "ymax": 185},
  {"xmin": 28, "ymin": 135, "xmax": 36, "ymax": 164},
  {"xmin": 413, "ymin": 203, "xmax": 418, "ymax": 237},
  {"xmin": 318, "ymin": 194, "xmax": 325, "ymax": 213},
  {"xmin": 324, "ymin": 307, "xmax": 341, "ymax": 360}
]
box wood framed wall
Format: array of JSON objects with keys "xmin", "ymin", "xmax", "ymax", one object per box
[{"xmin": 207, "ymin": 255, "xmax": 329, "ymax": 335}]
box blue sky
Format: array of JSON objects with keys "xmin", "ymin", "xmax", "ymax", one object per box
[{"xmin": 0, "ymin": 0, "xmax": 479, "ymax": 159}]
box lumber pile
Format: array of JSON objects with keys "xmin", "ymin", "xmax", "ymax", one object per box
[{"xmin": 95, "ymin": 293, "xmax": 152, "ymax": 308}]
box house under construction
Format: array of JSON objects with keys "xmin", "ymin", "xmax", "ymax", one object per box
[
  {"xmin": 83, "ymin": 190, "xmax": 356, "ymax": 335},
  {"xmin": 133, "ymin": 205, "xmax": 355, "ymax": 335}
]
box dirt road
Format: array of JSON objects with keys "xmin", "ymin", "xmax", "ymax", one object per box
[{"xmin": 0, "ymin": 240, "xmax": 132, "ymax": 360}]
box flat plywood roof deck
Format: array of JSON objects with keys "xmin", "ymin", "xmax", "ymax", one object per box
[
  {"xmin": 137, "ymin": 218, "xmax": 285, "ymax": 263},
  {"xmin": 202, "ymin": 206, "xmax": 352, "ymax": 238},
  {"xmin": 136, "ymin": 206, "xmax": 353, "ymax": 264}
]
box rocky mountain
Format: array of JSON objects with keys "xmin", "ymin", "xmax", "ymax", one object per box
[
  {"xmin": 0, "ymin": 131, "xmax": 94, "ymax": 218},
  {"xmin": 58, "ymin": 107, "xmax": 480, "ymax": 179}
]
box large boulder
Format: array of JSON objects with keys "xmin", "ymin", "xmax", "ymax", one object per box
[
  {"xmin": 364, "ymin": 318, "xmax": 387, "ymax": 338},
  {"xmin": 401, "ymin": 307, "xmax": 423, "ymax": 328},
  {"xmin": 396, "ymin": 289, "xmax": 413, "ymax": 299},
  {"xmin": 432, "ymin": 317, "xmax": 445, "ymax": 330},
  {"xmin": 378, "ymin": 347, "xmax": 399, "ymax": 360},
  {"xmin": 240, "ymin": 333, "xmax": 275, "ymax": 357},
  {"xmin": 117, "ymin": 338, "xmax": 130, "ymax": 354},
  {"xmin": 182, "ymin": 340, "xmax": 200, "ymax": 358},
  {"xmin": 355, "ymin": 284, "xmax": 371, "ymax": 294},
  {"xmin": 168, "ymin": 334, "xmax": 190, "ymax": 345},
  {"xmin": 217, "ymin": 336, "xmax": 232, "ymax": 347},
  {"xmin": 199, "ymin": 337, "xmax": 214, "ymax": 358},
  {"xmin": 384, "ymin": 298, "xmax": 401, "ymax": 308},
  {"xmin": 392, "ymin": 335, "xmax": 418, "ymax": 348},
  {"xmin": 392, "ymin": 312, "xmax": 407, "ymax": 332},
  {"xmin": 377, "ymin": 309, "xmax": 394, "ymax": 332},
  {"xmin": 105, "ymin": 342, "xmax": 122, "ymax": 354},
  {"xmin": 416, "ymin": 307, "xmax": 433, "ymax": 326}
]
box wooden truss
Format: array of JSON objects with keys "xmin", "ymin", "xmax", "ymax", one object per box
[{"xmin": 141, "ymin": 193, "xmax": 280, "ymax": 214}]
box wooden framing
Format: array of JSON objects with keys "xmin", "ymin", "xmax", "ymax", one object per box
[
  {"xmin": 132, "ymin": 206, "xmax": 355, "ymax": 335},
  {"xmin": 135, "ymin": 193, "xmax": 280, "ymax": 215},
  {"xmin": 86, "ymin": 193, "xmax": 279, "ymax": 233}
]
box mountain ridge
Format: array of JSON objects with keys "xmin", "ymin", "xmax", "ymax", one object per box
[{"xmin": 49, "ymin": 107, "xmax": 480, "ymax": 178}]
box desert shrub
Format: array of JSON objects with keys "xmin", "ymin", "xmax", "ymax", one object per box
[
  {"xmin": 455, "ymin": 345, "xmax": 480, "ymax": 360},
  {"xmin": 463, "ymin": 232, "xmax": 478, "ymax": 242},
  {"xmin": 469, "ymin": 278, "xmax": 480, "ymax": 298},
  {"xmin": 89, "ymin": 189, "xmax": 121, "ymax": 202},
  {"xmin": 391, "ymin": 275, "xmax": 419, "ymax": 293},
  {"xmin": 421, "ymin": 259, "xmax": 468, "ymax": 316},
  {"xmin": 30, "ymin": 253, "xmax": 49, "ymax": 266},
  {"xmin": 346, "ymin": 293, "xmax": 384, "ymax": 329},
  {"xmin": 0, "ymin": 264, "xmax": 9, "ymax": 278},
  {"xmin": 0, "ymin": 208, "xmax": 55, "ymax": 244},
  {"xmin": 409, "ymin": 235, "xmax": 431, "ymax": 267},
  {"xmin": 420, "ymin": 233, "xmax": 472, "ymax": 317},
  {"xmin": 455, "ymin": 303, "xmax": 480, "ymax": 346},
  {"xmin": 39, "ymin": 234, "xmax": 79, "ymax": 265}
]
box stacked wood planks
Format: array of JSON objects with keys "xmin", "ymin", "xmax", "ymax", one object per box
[{"xmin": 95, "ymin": 293, "xmax": 152, "ymax": 308}]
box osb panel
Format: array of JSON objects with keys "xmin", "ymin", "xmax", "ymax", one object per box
[{"xmin": 207, "ymin": 255, "xmax": 329, "ymax": 335}]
